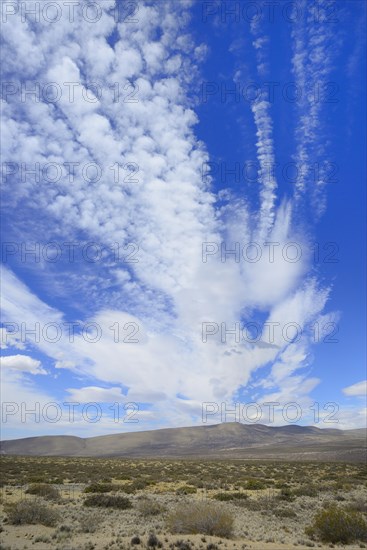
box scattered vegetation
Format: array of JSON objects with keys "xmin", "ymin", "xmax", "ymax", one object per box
[
  {"xmin": 1, "ymin": 455, "xmax": 365, "ymax": 490},
  {"xmin": 1, "ymin": 456, "xmax": 366, "ymax": 549}
]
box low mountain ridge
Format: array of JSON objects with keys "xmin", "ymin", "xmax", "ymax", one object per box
[{"xmin": 1, "ymin": 423, "xmax": 366, "ymax": 462}]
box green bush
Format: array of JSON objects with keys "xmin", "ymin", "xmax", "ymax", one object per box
[
  {"xmin": 187, "ymin": 479, "xmax": 204, "ymax": 488},
  {"xmin": 49, "ymin": 478, "xmax": 63, "ymax": 484},
  {"xmin": 244, "ymin": 479, "xmax": 266, "ymax": 490},
  {"xmin": 83, "ymin": 494, "xmax": 132, "ymax": 509},
  {"xmin": 132, "ymin": 479, "xmax": 148, "ymax": 490},
  {"xmin": 172, "ymin": 541, "xmax": 192, "ymax": 550},
  {"xmin": 176, "ymin": 485, "xmax": 197, "ymax": 495},
  {"xmin": 122, "ymin": 479, "xmax": 149, "ymax": 493},
  {"xmin": 26, "ymin": 483, "xmax": 60, "ymax": 501},
  {"xmin": 277, "ymin": 487, "xmax": 295, "ymax": 502},
  {"xmin": 83, "ymin": 483, "xmax": 116, "ymax": 493},
  {"xmin": 119, "ymin": 479, "xmax": 148, "ymax": 494},
  {"xmin": 28, "ymin": 476, "xmax": 46, "ymax": 483},
  {"xmin": 213, "ymin": 492, "xmax": 248, "ymax": 501},
  {"xmin": 167, "ymin": 501, "xmax": 233, "ymax": 538},
  {"xmin": 5, "ymin": 499, "xmax": 59, "ymax": 526},
  {"xmin": 120, "ymin": 483, "xmax": 136, "ymax": 494},
  {"xmin": 147, "ymin": 533, "xmax": 162, "ymax": 548},
  {"xmin": 305, "ymin": 504, "xmax": 367, "ymax": 543},
  {"xmin": 293, "ymin": 485, "xmax": 319, "ymax": 497}
]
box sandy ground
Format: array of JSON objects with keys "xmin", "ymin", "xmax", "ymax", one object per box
[{"xmin": 1, "ymin": 483, "xmax": 367, "ymax": 550}]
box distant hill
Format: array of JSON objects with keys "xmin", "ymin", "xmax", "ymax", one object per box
[{"xmin": 1, "ymin": 423, "xmax": 366, "ymax": 462}]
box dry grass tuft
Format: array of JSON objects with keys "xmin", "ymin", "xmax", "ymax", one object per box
[
  {"xmin": 136, "ymin": 496, "xmax": 165, "ymax": 516},
  {"xmin": 5, "ymin": 499, "xmax": 59, "ymax": 526},
  {"xmin": 167, "ymin": 500, "xmax": 234, "ymax": 538}
]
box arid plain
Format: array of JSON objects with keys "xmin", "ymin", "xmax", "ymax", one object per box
[{"xmin": 1, "ymin": 424, "xmax": 367, "ymax": 550}]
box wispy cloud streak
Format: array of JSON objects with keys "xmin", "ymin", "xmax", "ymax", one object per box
[{"xmin": 291, "ymin": 0, "xmax": 339, "ymax": 216}]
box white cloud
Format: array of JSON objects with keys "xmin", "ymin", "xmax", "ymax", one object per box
[
  {"xmin": 251, "ymin": 99, "xmax": 277, "ymax": 237},
  {"xmin": 343, "ymin": 380, "xmax": 367, "ymax": 397},
  {"xmin": 0, "ymin": 267, "xmax": 331, "ymax": 431},
  {"xmin": 291, "ymin": 0, "xmax": 340, "ymax": 216},
  {"xmin": 66, "ymin": 386, "xmax": 126, "ymax": 403},
  {"xmin": 0, "ymin": 328, "xmax": 25, "ymax": 350},
  {"xmin": 321, "ymin": 406, "xmax": 367, "ymax": 430},
  {"xmin": 0, "ymin": 354, "xmax": 46, "ymax": 375},
  {"xmin": 0, "ymin": 0, "xmax": 342, "ymax": 435}
]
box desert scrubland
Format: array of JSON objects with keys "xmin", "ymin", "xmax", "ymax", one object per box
[{"xmin": 1, "ymin": 456, "xmax": 366, "ymax": 550}]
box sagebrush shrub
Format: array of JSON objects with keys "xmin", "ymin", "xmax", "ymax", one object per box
[
  {"xmin": 244, "ymin": 479, "xmax": 266, "ymax": 490},
  {"xmin": 83, "ymin": 483, "xmax": 116, "ymax": 493},
  {"xmin": 173, "ymin": 541, "xmax": 192, "ymax": 549},
  {"xmin": 132, "ymin": 479, "xmax": 148, "ymax": 490},
  {"xmin": 167, "ymin": 501, "xmax": 233, "ymax": 538},
  {"xmin": 136, "ymin": 497, "xmax": 165, "ymax": 516},
  {"xmin": 147, "ymin": 533, "xmax": 162, "ymax": 548},
  {"xmin": 83, "ymin": 494, "xmax": 132, "ymax": 509},
  {"xmin": 305, "ymin": 504, "xmax": 367, "ymax": 543},
  {"xmin": 348, "ymin": 498, "xmax": 367, "ymax": 513},
  {"xmin": 5, "ymin": 499, "xmax": 59, "ymax": 526},
  {"xmin": 29, "ymin": 476, "xmax": 46, "ymax": 483},
  {"xmin": 230, "ymin": 495, "xmax": 275, "ymax": 511},
  {"xmin": 213, "ymin": 492, "xmax": 248, "ymax": 501},
  {"xmin": 78, "ymin": 511, "xmax": 103, "ymax": 533},
  {"xmin": 26, "ymin": 483, "xmax": 60, "ymax": 501},
  {"xmin": 278, "ymin": 487, "xmax": 295, "ymax": 502},
  {"xmin": 176, "ymin": 486, "xmax": 197, "ymax": 495},
  {"xmin": 273, "ymin": 507, "xmax": 297, "ymax": 518},
  {"xmin": 187, "ymin": 479, "xmax": 204, "ymax": 488},
  {"xmin": 122, "ymin": 479, "xmax": 149, "ymax": 493},
  {"xmin": 293, "ymin": 485, "xmax": 319, "ymax": 497}
]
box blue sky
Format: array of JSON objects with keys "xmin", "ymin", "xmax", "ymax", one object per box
[{"xmin": 1, "ymin": 0, "xmax": 366, "ymax": 439}]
